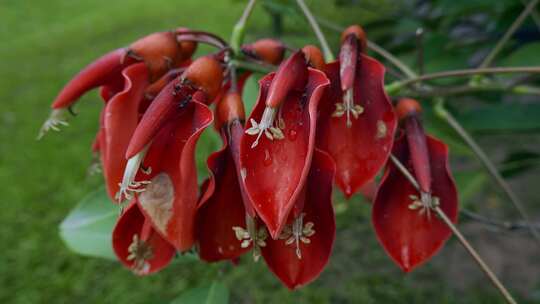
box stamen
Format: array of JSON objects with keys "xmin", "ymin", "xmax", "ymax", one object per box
[
  {"xmin": 117, "ymin": 144, "xmax": 152, "ymax": 202},
  {"xmin": 332, "ymin": 89, "xmax": 364, "ymax": 128},
  {"xmin": 408, "ymin": 192, "xmax": 440, "ymax": 220},
  {"xmin": 127, "ymin": 234, "xmax": 153, "ymax": 275},
  {"xmin": 278, "ymin": 213, "xmax": 315, "ymax": 259},
  {"xmin": 37, "ymin": 109, "xmax": 69, "ymax": 140},
  {"xmin": 232, "ymin": 216, "xmax": 268, "ymax": 262},
  {"xmin": 245, "ymin": 107, "xmax": 284, "ymax": 148}
]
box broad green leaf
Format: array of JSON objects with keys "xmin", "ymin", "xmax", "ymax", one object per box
[
  {"xmin": 456, "ymin": 103, "xmax": 540, "ymax": 133},
  {"xmin": 59, "ymin": 188, "xmax": 119, "ymax": 260},
  {"xmin": 171, "ymin": 281, "xmax": 229, "ymax": 304},
  {"xmin": 501, "ymin": 42, "xmax": 540, "ymax": 67}
]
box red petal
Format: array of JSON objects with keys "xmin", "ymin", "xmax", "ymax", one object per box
[
  {"xmin": 196, "ymin": 131, "xmax": 250, "ymax": 262},
  {"xmin": 262, "ymin": 149, "xmax": 336, "ymax": 289},
  {"xmin": 112, "ymin": 200, "xmax": 175, "ymax": 275},
  {"xmin": 240, "ymin": 69, "xmax": 329, "ymax": 238},
  {"xmin": 137, "ymin": 100, "xmax": 213, "ymax": 251},
  {"xmin": 125, "ymin": 80, "xmax": 197, "ymax": 158},
  {"xmin": 372, "ymin": 135, "xmax": 458, "ymax": 272},
  {"xmin": 317, "ymin": 56, "xmax": 397, "ymax": 198},
  {"xmin": 52, "ymin": 48, "xmax": 126, "ymax": 109},
  {"xmin": 99, "ymin": 63, "xmax": 150, "ymax": 200}
]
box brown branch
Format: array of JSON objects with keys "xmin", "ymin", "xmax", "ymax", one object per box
[
  {"xmin": 479, "ymin": 0, "xmax": 540, "ymax": 68},
  {"xmin": 389, "ymin": 155, "xmax": 517, "ymax": 304},
  {"xmin": 434, "ymin": 103, "xmax": 540, "ymax": 246}
]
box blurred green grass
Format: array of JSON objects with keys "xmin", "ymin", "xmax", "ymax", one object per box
[{"xmin": 0, "ymin": 0, "xmax": 533, "ymax": 303}]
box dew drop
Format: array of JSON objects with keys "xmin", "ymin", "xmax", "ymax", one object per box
[
  {"xmin": 263, "ymin": 149, "xmax": 272, "ymax": 166},
  {"xmin": 288, "ymin": 129, "xmax": 298, "ymax": 141}
]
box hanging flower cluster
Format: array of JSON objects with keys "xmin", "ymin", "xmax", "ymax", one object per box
[{"xmin": 41, "ymin": 25, "xmax": 458, "ymax": 289}]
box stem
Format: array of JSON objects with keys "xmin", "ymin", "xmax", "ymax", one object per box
[
  {"xmin": 232, "ymin": 59, "xmax": 275, "ymax": 74},
  {"xmin": 415, "ymin": 28, "xmax": 425, "ymax": 76},
  {"xmin": 390, "ymin": 155, "xmax": 517, "ymax": 304},
  {"xmin": 434, "ymin": 101, "xmax": 540, "ymax": 246},
  {"xmin": 295, "ymin": 0, "xmax": 335, "ymax": 62},
  {"xmin": 434, "ymin": 206, "xmax": 517, "ymax": 304},
  {"xmin": 389, "ymin": 66, "xmax": 540, "ymax": 92},
  {"xmin": 479, "ymin": 0, "xmax": 540, "ymax": 68},
  {"xmin": 521, "ymin": 0, "xmax": 540, "ymax": 30},
  {"xmin": 461, "ymin": 209, "xmax": 540, "ymax": 233},
  {"xmin": 231, "ymin": 0, "xmax": 257, "ymax": 54},
  {"xmin": 314, "ymin": 15, "xmax": 418, "ymax": 78}
]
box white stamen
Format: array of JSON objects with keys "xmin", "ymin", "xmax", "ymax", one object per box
[
  {"xmin": 245, "ymin": 107, "xmax": 284, "ymax": 148},
  {"xmin": 232, "ymin": 215, "xmax": 268, "ymax": 262},
  {"xmin": 37, "ymin": 109, "xmax": 69, "ymax": 140},
  {"xmin": 116, "ymin": 144, "xmax": 151, "ymax": 202},
  {"xmin": 127, "ymin": 234, "xmax": 153, "ymax": 275},
  {"xmin": 332, "ymin": 89, "xmax": 364, "ymax": 128},
  {"xmin": 278, "ymin": 213, "xmax": 315, "ymax": 259},
  {"xmin": 408, "ymin": 192, "xmax": 440, "ymax": 220}
]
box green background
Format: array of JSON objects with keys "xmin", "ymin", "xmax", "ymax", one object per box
[{"xmin": 1, "ymin": 0, "xmax": 539, "ymax": 303}]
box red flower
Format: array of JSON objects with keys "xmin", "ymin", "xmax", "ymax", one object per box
[
  {"xmin": 240, "ymin": 51, "xmax": 329, "ymax": 238},
  {"xmin": 261, "ymin": 149, "xmax": 336, "ymax": 289},
  {"xmin": 316, "ymin": 25, "xmax": 397, "ymax": 198},
  {"xmin": 39, "ymin": 30, "xmax": 197, "ymax": 138},
  {"xmin": 196, "ymin": 79, "xmax": 256, "ymax": 262},
  {"xmin": 372, "ymin": 98, "xmax": 458, "ymax": 272},
  {"xmin": 112, "ymin": 200, "xmax": 175, "ymax": 275},
  {"xmin": 96, "ymin": 63, "xmax": 150, "ymax": 200},
  {"xmin": 118, "ymin": 56, "xmax": 219, "ymax": 251}
]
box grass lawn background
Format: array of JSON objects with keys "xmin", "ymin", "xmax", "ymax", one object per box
[{"xmin": 1, "ymin": 0, "xmax": 538, "ymax": 303}]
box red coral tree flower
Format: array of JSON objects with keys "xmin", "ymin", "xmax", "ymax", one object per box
[
  {"xmin": 372, "ymin": 98, "xmax": 458, "ymax": 272},
  {"xmin": 118, "ymin": 55, "xmax": 220, "ymax": 251},
  {"xmin": 112, "ymin": 200, "xmax": 175, "ymax": 275},
  {"xmin": 240, "ymin": 51, "xmax": 330, "ymax": 238},
  {"xmin": 316, "ymin": 25, "xmax": 397, "ymax": 198}
]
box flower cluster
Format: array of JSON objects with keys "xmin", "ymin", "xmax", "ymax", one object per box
[{"xmin": 41, "ymin": 25, "xmax": 458, "ymax": 289}]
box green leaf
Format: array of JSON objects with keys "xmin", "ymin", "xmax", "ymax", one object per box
[
  {"xmin": 501, "ymin": 42, "xmax": 540, "ymax": 67},
  {"xmin": 171, "ymin": 281, "xmax": 229, "ymax": 304},
  {"xmin": 456, "ymin": 103, "xmax": 540, "ymax": 133},
  {"xmin": 59, "ymin": 188, "xmax": 119, "ymax": 260}
]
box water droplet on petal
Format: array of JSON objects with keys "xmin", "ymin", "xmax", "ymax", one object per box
[
  {"xmin": 263, "ymin": 149, "xmax": 272, "ymax": 166},
  {"xmin": 288, "ymin": 129, "xmax": 298, "ymax": 141}
]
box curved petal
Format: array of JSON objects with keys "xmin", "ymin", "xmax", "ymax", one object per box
[
  {"xmin": 372, "ymin": 135, "xmax": 458, "ymax": 272},
  {"xmin": 262, "ymin": 149, "xmax": 336, "ymax": 289},
  {"xmin": 137, "ymin": 100, "xmax": 213, "ymax": 251},
  {"xmin": 196, "ymin": 131, "xmax": 250, "ymax": 262},
  {"xmin": 240, "ymin": 69, "xmax": 329, "ymax": 239},
  {"xmin": 112, "ymin": 200, "xmax": 176, "ymax": 275},
  {"xmin": 317, "ymin": 56, "xmax": 396, "ymax": 198},
  {"xmin": 126, "ymin": 80, "xmax": 198, "ymax": 158},
  {"xmin": 52, "ymin": 48, "xmax": 126, "ymax": 109},
  {"xmin": 99, "ymin": 63, "xmax": 150, "ymax": 200}
]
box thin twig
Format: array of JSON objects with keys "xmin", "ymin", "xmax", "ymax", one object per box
[
  {"xmin": 231, "ymin": 0, "xmax": 257, "ymax": 54},
  {"xmin": 367, "ymin": 40, "xmax": 418, "ymax": 78},
  {"xmin": 314, "ymin": 15, "xmax": 419, "ymax": 78},
  {"xmin": 390, "ymin": 155, "xmax": 517, "ymax": 304},
  {"xmin": 392, "ymin": 66, "xmax": 540, "ymax": 89},
  {"xmin": 232, "ymin": 59, "xmax": 275, "ymax": 74},
  {"xmin": 461, "ymin": 209, "xmax": 540, "ymax": 233},
  {"xmin": 479, "ymin": 0, "xmax": 540, "ymax": 68},
  {"xmin": 434, "ymin": 103, "xmax": 540, "ymax": 246},
  {"xmin": 295, "ymin": 0, "xmax": 335, "ymax": 61},
  {"xmin": 520, "ymin": 0, "xmax": 540, "ymax": 30},
  {"xmin": 416, "ymin": 28, "xmax": 425, "ymax": 76},
  {"xmin": 434, "ymin": 206, "xmax": 517, "ymax": 304}
]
